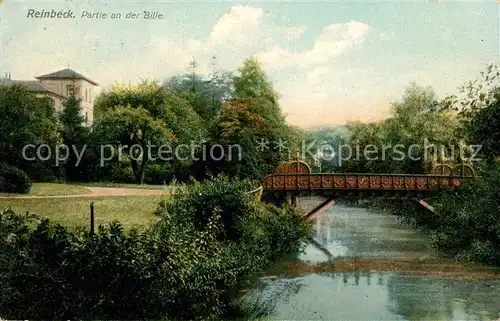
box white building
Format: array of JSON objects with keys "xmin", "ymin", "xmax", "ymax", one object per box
[{"xmin": 0, "ymin": 68, "xmax": 98, "ymax": 126}]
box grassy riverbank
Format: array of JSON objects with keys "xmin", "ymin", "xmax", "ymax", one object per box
[
  {"xmin": 266, "ymin": 258, "xmax": 500, "ymax": 280},
  {"xmin": 0, "ymin": 182, "xmax": 91, "ymax": 197},
  {"xmin": 0, "ymin": 196, "xmax": 163, "ymax": 229},
  {"xmin": 0, "ymin": 182, "xmax": 170, "ymax": 228}
]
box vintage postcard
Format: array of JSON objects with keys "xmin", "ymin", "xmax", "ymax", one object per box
[{"xmin": 0, "ymin": 0, "xmax": 499, "ymax": 320}]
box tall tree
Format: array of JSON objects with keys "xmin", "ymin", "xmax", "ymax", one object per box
[
  {"xmin": 443, "ymin": 63, "xmax": 500, "ymax": 164},
  {"xmin": 60, "ymin": 97, "xmax": 85, "ymax": 131},
  {"xmin": 59, "ymin": 97, "xmax": 90, "ymax": 180},
  {"xmin": 163, "ymin": 71, "xmax": 234, "ymax": 121},
  {"xmin": 444, "ymin": 62, "xmax": 500, "ymax": 118},
  {"xmin": 94, "ymin": 80, "xmax": 205, "ymax": 184},
  {"xmin": 343, "ymin": 84, "xmax": 462, "ymax": 174},
  {"xmin": 208, "ymin": 57, "xmax": 294, "ymax": 178},
  {"xmin": 0, "ymin": 85, "xmax": 60, "ymax": 180},
  {"xmin": 94, "ymin": 107, "xmax": 169, "ymax": 184},
  {"xmin": 467, "ymin": 92, "xmax": 500, "ymax": 163},
  {"xmin": 233, "ymin": 56, "xmax": 279, "ymax": 104}
]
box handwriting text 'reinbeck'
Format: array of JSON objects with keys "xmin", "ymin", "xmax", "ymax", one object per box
[
  {"xmin": 26, "ymin": 9, "xmax": 165, "ymax": 20},
  {"xmin": 27, "ymin": 9, "xmax": 75, "ymax": 19}
]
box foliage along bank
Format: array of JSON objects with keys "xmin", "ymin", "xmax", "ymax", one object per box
[
  {"xmin": 390, "ymin": 65, "xmax": 500, "ymax": 266},
  {"xmin": 0, "ymin": 175, "xmax": 310, "ymax": 320},
  {"xmin": 310, "ymin": 63, "xmax": 500, "ymax": 267}
]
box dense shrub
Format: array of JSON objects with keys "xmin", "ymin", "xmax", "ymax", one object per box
[
  {"xmin": 17, "ymin": 161, "xmax": 59, "ymax": 182},
  {"xmin": 0, "ymin": 176, "xmax": 310, "ymax": 320},
  {"xmin": 386, "ymin": 165, "xmax": 500, "ymax": 266},
  {"xmin": 428, "ymin": 166, "xmax": 500, "ymax": 265},
  {"xmin": 143, "ymin": 162, "xmax": 193, "ymax": 184},
  {"xmin": 157, "ymin": 176, "xmax": 257, "ymax": 241},
  {"xmin": 0, "ymin": 163, "xmax": 32, "ymax": 193}
]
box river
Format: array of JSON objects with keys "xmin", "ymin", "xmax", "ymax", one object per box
[{"xmin": 242, "ymin": 197, "xmax": 500, "ymax": 320}]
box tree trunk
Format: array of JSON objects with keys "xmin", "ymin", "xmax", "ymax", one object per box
[
  {"xmin": 130, "ymin": 160, "xmax": 141, "ymax": 184},
  {"xmin": 129, "ymin": 140, "xmax": 148, "ymax": 185},
  {"xmin": 138, "ymin": 142, "xmax": 148, "ymax": 185}
]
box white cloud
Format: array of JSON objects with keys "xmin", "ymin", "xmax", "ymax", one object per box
[
  {"xmin": 257, "ymin": 20, "xmax": 371, "ymax": 71},
  {"xmin": 210, "ymin": 6, "xmax": 264, "ymax": 45},
  {"xmin": 318, "ymin": 21, "xmax": 369, "ymax": 42},
  {"xmin": 257, "ymin": 46, "xmax": 297, "ymax": 70}
]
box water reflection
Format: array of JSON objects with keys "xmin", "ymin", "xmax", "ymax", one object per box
[
  {"xmin": 387, "ymin": 274, "xmax": 500, "ymax": 320},
  {"xmin": 245, "ymin": 200, "xmax": 500, "ymax": 320},
  {"xmin": 244, "ymin": 272, "xmax": 500, "ymax": 320},
  {"xmin": 300, "ymin": 201, "xmax": 437, "ymax": 263}
]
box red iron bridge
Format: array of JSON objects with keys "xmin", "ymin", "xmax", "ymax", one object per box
[{"xmin": 259, "ymin": 159, "xmax": 476, "ymax": 220}]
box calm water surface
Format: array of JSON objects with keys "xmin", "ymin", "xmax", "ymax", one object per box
[{"xmin": 243, "ymin": 198, "xmax": 500, "ymax": 320}]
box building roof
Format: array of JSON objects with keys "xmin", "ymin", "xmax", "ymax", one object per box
[
  {"xmin": 14, "ymin": 80, "xmax": 52, "ymax": 93},
  {"xmin": 0, "ymin": 79, "xmax": 65, "ymax": 99},
  {"xmin": 35, "ymin": 68, "xmax": 99, "ymax": 86}
]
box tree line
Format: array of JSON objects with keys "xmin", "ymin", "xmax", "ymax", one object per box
[
  {"xmin": 304, "ymin": 62, "xmax": 500, "ymax": 266},
  {"xmin": 0, "ymin": 57, "xmax": 297, "ymax": 190}
]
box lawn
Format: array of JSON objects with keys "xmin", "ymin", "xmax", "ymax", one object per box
[
  {"xmin": 0, "ymin": 195, "xmax": 166, "ymax": 229},
  {"xmin": 0, "ymin": 183, "xmax": 91, "ymax": 197},
  {"xmin": 72, "ymin": 181, "xmax": 170, "ymax": 190}
]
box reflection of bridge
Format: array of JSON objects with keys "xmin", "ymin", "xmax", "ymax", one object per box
[{"xmin": 261, "ymin": 159, "xmax": 475, "ymax": 220}]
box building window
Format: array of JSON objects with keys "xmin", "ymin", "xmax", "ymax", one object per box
[{"xmin": 66, "ymin": 84, "xmax": 74, "ymax": 98}]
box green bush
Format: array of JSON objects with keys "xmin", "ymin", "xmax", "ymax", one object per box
[
  {"xmin": 18, "ymin": 161, "xmax": 58, "ymax": 182},
  {"xmin": 157, "ymin": 176, "xmax": 257, "ymax": 241},
  {"xmin": 0, "ymin": 176, "xmax": 310, "ymax": 320},
  {"xmin": 404, "ymin": 165, "xmax": 500, "ymax": 266},
  {"xmin": 0, "ymin": 210, "xmax": 226, "ymax": 319},
  {"xmin": 97, "ymin": 160, "xmax": 136, "ymax": 183},
  {"xmin": 0, "ymin": 163, "xmax": 32, "ymax": 193}
]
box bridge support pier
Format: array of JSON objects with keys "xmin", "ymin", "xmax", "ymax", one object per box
[
  {"xmin": 305, "ymin": 198, "xmax": 336, "ymax": 221},
  {"xmin": 285, "ymin": 193, "xmax": 299, "ymax": 207},
  {"xmin": 416, "ymin": 199, "xmax": 437, "ymax": 215}
]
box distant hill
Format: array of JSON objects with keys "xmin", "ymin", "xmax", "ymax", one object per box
[{"xmin": 307, "ymin": 125, "xmax": 348, "ymax": 134}]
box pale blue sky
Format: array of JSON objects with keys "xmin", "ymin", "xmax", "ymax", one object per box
[{"xmin": 1, "ymin": 0, "xmax": 498, "ymax": 127}]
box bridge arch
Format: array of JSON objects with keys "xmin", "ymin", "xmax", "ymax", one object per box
[
  {"xmin": 431, "ymin": 164, "xmax": 453, "ymax": 176},
  {"xmin": 451, "ymin": 164, "xmax": 475, "ymax": 177},
  {"xmin": 275, "ymin": 159, "xmax": 311, "ymax": 174}
]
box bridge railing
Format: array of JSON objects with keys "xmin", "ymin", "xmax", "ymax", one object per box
[
  {"xmin": 245, "ymin": 185, "xmax": 263, "ymax": 202},
  {"xmin": 262, "ymin": 173, "xmax": 473, "ymax": 191}
]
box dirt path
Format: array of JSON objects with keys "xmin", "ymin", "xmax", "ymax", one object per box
[{"xmin": 0, "ymin": 186, "xmax": 171, "ymax": 199}]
